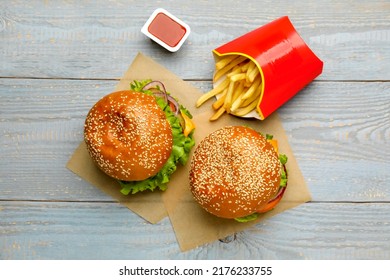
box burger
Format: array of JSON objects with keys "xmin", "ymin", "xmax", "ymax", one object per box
[
  {"xmin": 84, "ymin": 79, "xmax": 195, "ymax": 195},
  {"xmin": 189, "ymin": 126, "xmax": 288, "ymax": 222}
]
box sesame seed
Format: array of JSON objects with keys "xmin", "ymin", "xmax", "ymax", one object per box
[
  {"xmin": 189, "ymin": 126, "xmax": 281, "ymax": 219},
  {"xmin": 84, "ymin": 90, "xmax": 173, "ymax": 181}
]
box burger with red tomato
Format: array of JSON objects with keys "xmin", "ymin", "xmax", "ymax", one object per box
[{"xmin": 189, "ymin": 125, "xmax": 288, "ymax": 222}]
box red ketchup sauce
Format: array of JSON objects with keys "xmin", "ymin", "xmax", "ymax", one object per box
[{"xmin": 148, "ymin": 12, "xmax": 187, "ymax": 48}]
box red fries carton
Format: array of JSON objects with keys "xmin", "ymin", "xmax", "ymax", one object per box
[{"xmin": 213, "ymin": 16, "xmax": 323, "ymax": 120}]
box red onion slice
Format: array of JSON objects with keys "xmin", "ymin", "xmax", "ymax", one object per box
[
  {"xmin": 150, "ymin": 89, "xmax": 168, "ymax": 103},
  {"xmin": 268, "ymin": 184, "xmax": 286, "ymax": 204},
  {"xmin": 142, "ymin": 81, "xmax": 167, "ymax": 93},
  {"xmin": 141, "ymin": 80, "xmax": 180, "ymax": 115},
  {"xmin": 167, "ymin": 95, "xmax": 180, "ymax": 115},
  {"xmin": 142, "ymin": 80, "xmax": 169, "ymax": 104}
]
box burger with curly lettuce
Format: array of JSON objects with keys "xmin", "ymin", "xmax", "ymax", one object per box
[{"xmin": 84, "ymin": 79, "xmax": 195, "ymax": 195}]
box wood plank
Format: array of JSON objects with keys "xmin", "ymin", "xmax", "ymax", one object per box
[
  {"xmin": 278, "ymin": 81, "xmax": 390, "ymax": 202},
  {"xmin": 1, "ymin": 78, "xmax": 389, "ymax": 202},
  {"xmin": 0, "ymin": 79, "xmax": 118, "ymax": 201},
  {"xmin": 1, "ymin": 201, "xmax": 389, "ymax": 259},
  {"xmin": 1, "ymin": 0, "xmax": 389, "ymax": 262},
  {"xmin": 0, "ymin": 1, "xmax": 389, "ymax": 80}
]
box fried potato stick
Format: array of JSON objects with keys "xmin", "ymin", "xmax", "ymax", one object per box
[
  {"xmin": 210, "ymin": 106, "xmax": 226, "ymax": 121},
  {"xmin": 196, "ymin": 78, "xmax": 229, "ymax": 107},
  {"xmin": 213, "ymin": 56, "xmax": 247, "ymax": 82},
  {"xmin": 215, "ymin": 55, "xmax": 236, "ymax": 70}
]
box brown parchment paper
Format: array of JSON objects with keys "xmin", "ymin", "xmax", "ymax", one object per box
[{"xmin": 66, "ymin": 52, "xmax": 311, "ymax": 251}]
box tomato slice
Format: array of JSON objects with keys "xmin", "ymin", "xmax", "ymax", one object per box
[{"xmin": 256, "ymin": 186, "xmax": 286, "ymax": 213}]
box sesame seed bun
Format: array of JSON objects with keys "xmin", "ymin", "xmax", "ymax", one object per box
[
  {"xmin": 189, "ymin": 126, "xmax": 281, "ymax": 219},
  {"xmin": 84, "ymin": 90, "xmax": 173, "ymax": 181}
]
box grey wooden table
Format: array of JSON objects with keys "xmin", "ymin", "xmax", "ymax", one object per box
[{"xmin": 1, "ymin": 0, "xmax": 389, "ymax": 260}]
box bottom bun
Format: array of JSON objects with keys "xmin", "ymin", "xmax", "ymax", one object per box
[{"xmin": 189, "ymin": 126, "xmax": 281, "ymax": 219}]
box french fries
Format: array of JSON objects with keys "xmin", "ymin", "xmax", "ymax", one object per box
[{"xmin": 196, "ymin": 55, "xmax": 263, "ymax": 121}]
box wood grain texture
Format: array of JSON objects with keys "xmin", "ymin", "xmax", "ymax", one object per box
[
  {"xmin": 1, "ymin": 79, "xmax": 389, "ymax": 203},
  {"xmin": 1, "ymin": 201, "xmax": 389, "ymax": 259},
  {"xmin": 0, "ymin": 1, "xmax": 389, "ymax": 80},
  {"xmin": 1, "ymin": 0, "xmax": 389, "ymax": 260}
]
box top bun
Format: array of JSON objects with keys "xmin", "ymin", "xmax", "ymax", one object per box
[
  {"xmin": 84, "ymin": 90, "xmax": 173, "ymax": 181},
  {"xmin": 189, "ymin": 126, "xmax": 281, "ymax": 219}
]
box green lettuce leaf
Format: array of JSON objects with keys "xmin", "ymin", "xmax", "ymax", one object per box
[
  {"xmin": 119, "ymin": 79, "xmax": 195, "ymax": 195},
  {"xmin": 235, "ymin": 213, "xmax": 259, "ymax": 223},
  {"xmin": 279, "ymin": 154, "xmax": 288, "ymax": 165},
  {"xmin": 279, "ymin": 154, "xmax": 288, "ymax": 187},
  {"xmin": 234, "ymin": 153, "xmax": 289, "ymax": 222}
]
